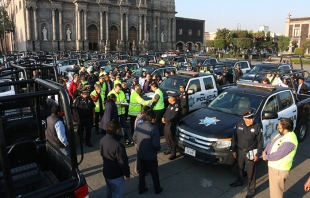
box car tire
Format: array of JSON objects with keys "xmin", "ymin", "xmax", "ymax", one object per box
[{"xmin": 295, "ymin": 118, "xmax": 308, "ymax": 142}]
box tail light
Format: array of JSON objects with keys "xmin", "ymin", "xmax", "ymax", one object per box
[{"xmin": 75, "ymin": 184, "xmax": 89, "ymax": 198}]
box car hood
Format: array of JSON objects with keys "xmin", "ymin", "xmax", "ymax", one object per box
[{"xmin": 178, "ymin": 108, "xmax": 242, "ymax": 138}]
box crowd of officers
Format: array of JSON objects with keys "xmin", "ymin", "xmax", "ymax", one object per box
[{"xmin": 60, "ymin": 65, "xmax": 188, "ymax": 158}]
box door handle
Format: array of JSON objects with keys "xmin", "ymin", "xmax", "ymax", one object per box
[
  {"xmin": 293, "ymin": 110, "xmax": 296, "ymax": 112},
  {"xmin": 200, "ymin": 93, "xmax": 204, "ymax": 95}
]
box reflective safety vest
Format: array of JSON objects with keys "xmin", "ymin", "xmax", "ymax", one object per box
[
  {"xmin": 90, "ymin": 90, "xmax": 105, "ymax": 112},
  {"xmin": 128, "ymin": 91, "xmax": 152, "ymax": 116},
  {"xmin": 153, "ymin": 88, "xmax": 164, "ymax": 110},
  {"xmin": 96, "ymin": 81, "xmax": 107, "ymax": 95},
  {"xmin": 108, "ymin": 89, "xmax": 126, "ymax": 115},
  {"xmin": 199, "ymin": 68, "xmax": 205, "ymax": 73},
  {"xmin": 268, "ymin": 132, "xmax": 298, "ymax": 171},
  {"xmin": 113, "ymin": 80, "xmax": 122, "ymax": 87}
]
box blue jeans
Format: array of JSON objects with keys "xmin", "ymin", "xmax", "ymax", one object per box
[
  {"xmin": 105, "ymin": 176, "xmax": 125, "ymax": 198},
  {"xmin": 119, "ymin": 114, "xmax": 130, "ymax": 141}
]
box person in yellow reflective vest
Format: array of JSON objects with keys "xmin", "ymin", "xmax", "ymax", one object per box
[
  {"xmin": 96, "ymin": 76, "xmax": 107, "ymax": 97},
  {"xmin": 128, "ymin": 85, "xmax": 153, "ymax": 137},
  {"xmin": 108, "ymin": 83, "xmax": 133, "ymax": 145},
  {"xmin": 113, "ymin": 75, "xmax": 122, "ymax": 88},
  {"xmin": 90, "ymin": 84, "xmax": 105, "ymax": 134},
  {"xmin": 151, "ymin": 82, "xmax": 165, "ymax": 136},
  {"xmin": 263, "ymin": 118, "xmax": 298, "ymax": 198}
]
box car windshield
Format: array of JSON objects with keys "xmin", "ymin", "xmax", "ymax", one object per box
[
  {"xmin": 208, "ymin": 91, "xmax": 263, "ymax": 116},
  {"xmin": 132, "ymin": 67, "xmax": 154, "ymax": 77},
  {"xmin": 160, "ymin": 77, "xmax": 189, "ymax": 92},
  {"xmin": 249, "ymin": 65, "xmax": 277, "ymax": 74}
]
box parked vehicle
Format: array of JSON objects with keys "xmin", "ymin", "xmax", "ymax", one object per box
[
  {"xmin": 0, "ymin": 78, "xmax": 88, "ymax": 197},
  {"xmin": 176, "ymin": 71, "xmax": 310, "ymax": 165},
  {"xmin": 239, "ymin": 63, "xmax": 292, "ymax": 83},
  {"xmin": 143, "ymin": 71, "xmax": 235, "ymax": 111},
  {"xmin": 131, "ymin": 64, "xmax": 177, "ymax": 80},
  {"xmin": 56, "ymin": 59, "xmax": 80, "ymax": 75}
]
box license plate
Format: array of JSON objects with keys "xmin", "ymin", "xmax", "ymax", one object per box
[{"xmin": 184, "ymin": 147, "xmax": 196, "ymax": 157}]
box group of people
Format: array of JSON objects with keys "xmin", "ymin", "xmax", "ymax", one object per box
[
  {"xmin": 261, "ymin": 73, "xmax": 309, "ymax": 94},
  {"xmin": 229, "ymin": 109, "xmax": 302, "ymax": 198}
]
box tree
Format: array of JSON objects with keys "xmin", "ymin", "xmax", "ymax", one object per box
[
  {"xmin": 205, "ymin": 40, "xmax": 214, "ymax": 47},
  {"xmin": 234, "ymin": 38, "xmax": 253, "ymax": 52},
  {"xmin": 277, "ymin": 36, "xmax": 290, "ymax": 52},
  {"xmin": 215, "ymin": 28, "xmax": 230, "ymax": 44},
  {"xmin": 301, "ymin": 39, "xmax": 310, "ymax": 53},
  {"xmin": 214, "ymin": 39, "xmax": 226, "ymax": 50},
  {"xmin": 0, "ymin": 7, "xmax": 14, "ymax": 52}
]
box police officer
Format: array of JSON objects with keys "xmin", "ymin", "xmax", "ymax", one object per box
[
  {"xmin": 162, "ymin": 93, "xmax": 180, "ymax": 160},
  {"xmin": 220, "ymin": 65, "xmax": 229, "ymax": 85},
  {"xmin": 73, "ymin": 89, "xmax": 96, "ymax": 147},
  {"xmin": 230, "ymin": 109, "xmax": 263, "ymax": 198},
  {"xmin": 179, "ymin": 84, "xmax": 188, "ymax": 119}
]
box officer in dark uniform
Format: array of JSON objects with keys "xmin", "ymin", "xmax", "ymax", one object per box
[
  {"xmin": 230, "ymin": 109, "xmax": 263, "ymax": 198},
  {"xmin": 73, "ymin": 89, "xmax": 96, "ymax": 147},
  {"xmin": 179, "ymin": 84, "xmax": 188, "ymax": 119},
  {"xmin": 121, "ymin": 80, "xmax": 131, "ymax": 120},
  {"xmin": 162, "ymin": 92, "xmax": 180, "ymax": 160},
  {"xmin": 220, "ymin": 65, "xmax": 229, "ymax": 85}
]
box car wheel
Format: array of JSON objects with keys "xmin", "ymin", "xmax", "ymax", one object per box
[{"xmin": 295, "ymin": 119, "xmax": 308, "ymax": 142}]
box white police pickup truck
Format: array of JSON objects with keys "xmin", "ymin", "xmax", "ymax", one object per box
[
  {"xmin": 144, "ymin": 71, "xmax": 235, "ymax": 111},
  {"xmin": 176, "ymin": 72, "xmax": 310, "ymax": 165}
]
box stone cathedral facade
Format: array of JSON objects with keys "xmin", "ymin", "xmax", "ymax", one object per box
[{"xmin": 4, "ymin": 0, "xmax": 176, "ymax": 52}]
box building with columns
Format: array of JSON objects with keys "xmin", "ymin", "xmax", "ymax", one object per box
[
  {"xmin": 3, "ymin": 0, "xmax": 176, "ymax": 53},
  {"xmin": 285, "ymin": 13, "xmax": 310, "ymax": 52}
]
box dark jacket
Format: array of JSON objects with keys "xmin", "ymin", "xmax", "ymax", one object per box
[
  {"xmin": 297, "ymin": 83, "xmax": 308, "ymax": 94},
  {"xmin": 100, "ymin": 132, "xmax": 130, "ymax": 179},
  {"xmin": 231, "ymin": 120, "xmax": 263, "ymax": 157},
  {"xmin": 99, "ymin": 100, "xmax": 119, "ymax": 131},
  {"xmin": 45, "ymin": 114, "xmax": 65, "ymax": 148},
  {"xmin": 104, "ymin": 80, "xmax": 114, "ymax": 99},
  {"xmin": 133, "ymin": 121, "xmax": 161, "ymax": 161}
]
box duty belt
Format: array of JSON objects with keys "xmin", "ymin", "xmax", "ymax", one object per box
[{"xmin": 239, "ymin": 148, "xmax": 249, "ymax": 153}]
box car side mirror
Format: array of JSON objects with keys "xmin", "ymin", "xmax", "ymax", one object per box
[
  {"xmin": 188, "ymin": 89, "xmax": 194, "ymax": 95},
  {"xmin": 262, "ymin": 111, "xmax": 278, "ymax": 119},
  {"xmin": 58, "ymin": 64, "xmax": 62, "ymax": 67}
]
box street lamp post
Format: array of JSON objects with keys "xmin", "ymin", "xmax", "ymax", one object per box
[{"xmin": 237, "ymin": 23, "xmax": 241, "ymax": 30}]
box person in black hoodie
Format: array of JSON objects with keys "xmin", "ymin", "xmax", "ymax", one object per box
[
  {"xmin": 100, "ymin": 120, "xmax": 130, "ymax": 198},
  {"xmin": 133, "ymin": 110, "xmax": 163, "ymax": 195}
]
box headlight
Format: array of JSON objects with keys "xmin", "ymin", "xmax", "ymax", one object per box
[{"xmin": 216, "ymin": 138, "xmax": 231, "ymax": 148}]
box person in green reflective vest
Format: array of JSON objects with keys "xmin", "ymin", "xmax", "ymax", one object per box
[
  {"xmin": 90, "ymin": 84, "xmax": 105, "ymax": 134},
  {"xmin": 128, "ymin": 85, "xmax": 153, "ymax": 138},
  {"xmin": 263, "ymin": 118, "xmax": 298, "ymax": 198},
  {"xmin": 108, "ymin": 83, "xmax": 133, "ymax": 145},
  {"xmin": 151, "ymin": 82, "xmax": 165, "ymax": 136}
]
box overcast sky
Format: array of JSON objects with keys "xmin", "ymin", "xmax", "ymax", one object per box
[{"xmin": 175, "ymin": 0, "xmax": 309, "ymax": 34}]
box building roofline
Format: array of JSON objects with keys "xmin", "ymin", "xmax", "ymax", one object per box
[{"xmin": 175, "ymin": 17, "xmax": 205, "ymax": 22}]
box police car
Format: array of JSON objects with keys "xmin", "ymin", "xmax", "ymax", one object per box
[
  {"xmin": 144, "ymin": 71, "xmax": 235, "ymax": 112},
  {"xmin": 176, "ymin": 75, "xmax": 310, "ymax": 165}
]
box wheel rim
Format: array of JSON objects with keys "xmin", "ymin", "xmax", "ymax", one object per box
[{"xmin": 299, "ymin": 124, "xmax": 306, "ymax": 139}]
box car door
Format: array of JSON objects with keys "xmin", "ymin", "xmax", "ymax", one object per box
[
  {"xmin": 187, "ymin": 78, "xmax": 204, "ymax": 111},
  {"xmin": 202, "ymin": 76, "xmax": 218, "ymax": 103},
  {"xmin": 238, "ymin": 61, "xmax": 251, "ymax": 73},
  {"xmin": 261, "ymin": 95, "xmax": 280, "ymax": 147},
  {"xmin": 260, "ymin": 91, "xmax": 297, "ymax": 147}
]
